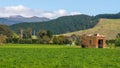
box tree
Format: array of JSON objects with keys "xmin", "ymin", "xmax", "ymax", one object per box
[
  {"xmin": 47, "ymin": 30, "xmax": 53, "ymax": 38},
  {"xmin": 12, "ymin": 33, "xmax": 19, "ymax": 43},
  {"xmin": 52, "ymin": 35, "xmax": 67, "ymax": 45},
  {"xmin": 22, "ymin": 28, "xmax": 32, "ymax": 39},
  {"xmin": 37, "ymin": 30, "xmax": 53, "ymax": 44},
  {"xmin": 42, "ymin": 36, "xmax": 51, "ymax": 44},
  {"xmin": 71, "ymin": 34, "xmax": 81, "ymax": 45},
  {"xmin": 0, "ymin": 24, "xmax": 13, "ymax": 43},
  {"xmin": 0, "ymin": 34, "xmax": 6, "ymax": 45},
  {"xmin": 52, "ymin": 36, "xmax": 60, "ymax": 44},
  {"xmin": 37, "ymin": 30, "xmax": 47, "ymax": 38}
]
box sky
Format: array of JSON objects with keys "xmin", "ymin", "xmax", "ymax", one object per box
[{"xmin": 0, "ymin": 0, "xmax": 120, "ymax": 19}]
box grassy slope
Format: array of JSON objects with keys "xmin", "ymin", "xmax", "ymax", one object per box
[
  {"xmin": 63, "ymin": 19, "xmax": 120, "ymax": 40},
  {"xmin": 0, "ymin": 44, "xmax": 120, "ymax": 68}
]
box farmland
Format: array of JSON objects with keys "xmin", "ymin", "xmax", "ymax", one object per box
[{"xmin": 0, "ymin": 44, "xmax": 120, "ymax": 68}]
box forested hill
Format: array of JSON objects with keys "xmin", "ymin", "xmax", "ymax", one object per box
[
  {"xmin": 95, "ymin": 12, "xmax": 120, "ymax": 19},
  {"xmin": 10, "ymin": 14, "xmax": 99, "ymax": 34},
  {"xmin": 0, "ymin": 24, "xmax": 13, "ymax": 37},
  {"xmin": 10, "ymin": 12, "xmax": 120, "ymax": 34}
]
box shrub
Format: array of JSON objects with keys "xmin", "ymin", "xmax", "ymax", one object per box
[
  {"xmin": 18, "ymin": 39, "xmax": 32, "ymax": 44},
  {"xmin": 52, "ymin": 35, "xmax": 71, "ymax": 45},
  {"xmin": 116, "ymin": 33, "xmax": 120, "ymax": 38},
  {"xmin": 42, "ymin": 36, "xmax": 51, "ymax": 44},
  {"xmin": 106, "ymin": 39, "xmax": 115, "ymax": 45},
  {"xmin": 52, "ymin": 36, "xmax": 60, "ymax": 44},
  {"xmin": 12, "ymin": 38, "xmax": 19, "ymax": 43},
  {"xmin": 32, "ymin": 39, "xmax": 39, "ymax": 44},
  {"xmin": 0, "ymin": 34, "xmax": 6, "ymax": 45},
  {"xmin": 6, "ymin": 38, "xmax": 13, "ymax": 43},
  {"xmin": 115, "ymin": 38, "xmax": 120, "ymax": 47},
  {"xmin": 71, "ymin": 34, "xmax": 81, "ymax": 46}
]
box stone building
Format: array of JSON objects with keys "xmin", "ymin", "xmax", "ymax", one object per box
[{"xmin": 81, "ymin": 33, "xmax": 106, "ymax": 48}]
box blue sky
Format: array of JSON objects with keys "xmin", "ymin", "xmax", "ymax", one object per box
[{"xmin": 0, "ymin": 0, "xmax": 120, "ymax": 18}]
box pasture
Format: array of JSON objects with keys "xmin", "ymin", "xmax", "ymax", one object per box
[
  {"xmin": 0, "ymin": 44, "xmax": 120, "ymax": 68},
  {"xmin": 63, "ymin": 19, "xmax": 120, "ymax": 40}
]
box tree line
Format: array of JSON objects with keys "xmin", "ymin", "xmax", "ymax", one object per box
[
  {"xmin": 0, "ymin": 25, "xmax": 81, "ymax": 45},
  {"xmin": 0, "ymin": 24, "xmax": 120, "ymax": 47},
  {"xmin": 12, "ymin": 28, "xmax": 81, "ymax": 45}
]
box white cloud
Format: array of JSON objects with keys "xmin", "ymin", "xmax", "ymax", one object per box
[
  {"xmin": 41, "ymin": 9, "xmax": 81, "ymax": 19},
  {"xmin": 0, "ymin": 5, "xmax": 36, "ymax": 17},
  {"xmin": 70, "ymin": 12, "xmax": 81, "ymax": 15},
  {"xmin": 0, "ymin": 5, "xmax": 81, "ymax": 19}
]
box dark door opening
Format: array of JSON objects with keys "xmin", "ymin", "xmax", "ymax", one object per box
[{"xmin": 98, "ymin": 39, "xmax": 103, "ymax": 48}]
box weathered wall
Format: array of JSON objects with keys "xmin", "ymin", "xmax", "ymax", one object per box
[{"xmin": 81, "ymin": 34, "xmax": 106, "ymax": 48}]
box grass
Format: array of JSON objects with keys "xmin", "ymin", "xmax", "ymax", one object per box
[
  {"xmin": 0, "ymin": 44, "xmax": 120, "ymax": 68},
  {"xmin": 63, "ymin": 19, "xmax": 120, "ymax": 40},
  {"xmin": 1, "ymin": 44, "xmax": 78, "ymax": 48}
]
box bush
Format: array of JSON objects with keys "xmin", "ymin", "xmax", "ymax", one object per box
[
  {"xmin": 42, "ymin": 36, "xmax": 51, "ymax": 44},
  {"xmin": 115, "ymin": 38, "xmax": 120, "ymax": 47},
  {"xmin": 106, "ymin": 39, "xmax": 115, "ymax": 45},
  {"xmin": 6, "ymin": 38, "xmax": 13, "ymax": 43},
  {"xmin": 70, "ymin": 34, "xmax": 81, "ymax": 46},
  {"xmin": 36, "ymin": 36, "xmax": 51, "ymax": 44},
  {"xmin": 12, "ymin": 38, "xmax": 19, "ymax": 43},
  {"xmin": 32, "ymin": 39, "xmax": 39, "ymax": 44},
  {"xmin": 0, "ymin": 34, "xmax": 6, "ymax": 45},
  {"xmin": 18, "ymin": 39, "xmax": 32, "ymax": 44},
  {"xmin": 52, "ymin": 35, "xmax": 72, "ymax": 45},
  {"xmin": 116, "ymin": 33, "xmax": 120, "ymax": 38}
]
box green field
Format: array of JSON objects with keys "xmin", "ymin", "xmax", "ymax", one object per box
[{"xmin": 0, "ymin": 44, "xmax": 120, "ymax": 68}]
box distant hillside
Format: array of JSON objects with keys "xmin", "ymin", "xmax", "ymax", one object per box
[
  {"xmin": 63, "ymin": 19, "xmax": 120, "ymax": 40},
  {"xmin": 0, "ymin": 18, "xmax": 19, "ymax": 25},
  {"xmin": 10, "ymin": 14, "xmax": 99, "ymax": 34},
  {"xmin": 95, "ymin": 12, "xmax": 120, "ymax": 19},
  {"xmin": 0, "ymin": 24, "xmax": 13, "ymax": 37},
  {"xmin": 9, "ymin": 12, "xmax": 120, "ymax": 35},
  {"xmin": 0, "ymin": 15, "xmax": 50, "ymax": 25}
]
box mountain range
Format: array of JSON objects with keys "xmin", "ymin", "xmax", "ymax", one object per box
[{"xmin": 0, "ymin": 15, "xmax": 50, "ymax": 25}]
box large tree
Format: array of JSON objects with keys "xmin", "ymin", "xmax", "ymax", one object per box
[
  {"xmin": 20, "ymin": 28, "xmax": 32, "ymax": 39},
  {"xmin": 37, "ymin": 30, "xmax": 53, "ymax": 44}
]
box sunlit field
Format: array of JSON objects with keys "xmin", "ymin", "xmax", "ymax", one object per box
[{"xmin": 0, "ymin": 44, "xmax": 120, "ymax": 68}]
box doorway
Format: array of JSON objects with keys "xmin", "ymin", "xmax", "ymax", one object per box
[{"xmin": 98, "ymin": 39, "xmax": 103, "ymax": 48}]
